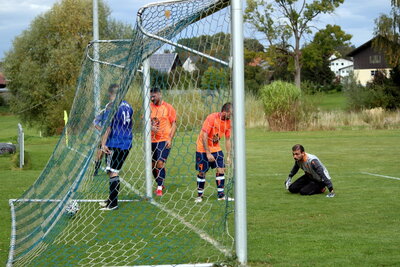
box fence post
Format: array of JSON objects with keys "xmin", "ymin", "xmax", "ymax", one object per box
[{"xmin": 18, "ymin": 123, "xmax": 24, "ymax": 168}]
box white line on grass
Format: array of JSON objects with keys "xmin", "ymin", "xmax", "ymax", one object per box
[
  {"xmin": 119, "ymin": 178, "xmax": 232, "ymax": 257},
  {"xmin": 361, "ymin": 172, "xmax": 400, "ymax": 181}
]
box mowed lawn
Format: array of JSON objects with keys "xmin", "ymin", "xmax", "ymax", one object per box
[{"xmin": 1, "ymin": 113, "xmax": 399, "ymax": 266}]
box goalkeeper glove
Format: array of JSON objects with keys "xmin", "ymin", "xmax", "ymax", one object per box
[{"xmin": 284, "ymin": 177, "xmax": 292, "ymax": 190}]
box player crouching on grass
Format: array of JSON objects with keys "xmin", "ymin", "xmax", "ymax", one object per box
[
  {"xmin": 285, "ymin": 144, "xmax": 335, "ymax": 197},
  {"xmin": 99, "ymin": 84, "xmax": 133, "ymax": 211},
  {"xmin": 195, "ymin": 102, "xmax": 234, "ymax": 203}
]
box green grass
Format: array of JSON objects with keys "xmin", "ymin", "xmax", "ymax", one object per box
[
  {"xmin": 308, "ymin": 91, "xmax": 347, "ymax": 111},
  {"xmin": 1, "ymin": 113, "xmax": 399, "ymax": 266}
]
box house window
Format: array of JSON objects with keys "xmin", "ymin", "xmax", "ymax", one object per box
[
  {"xmin": 341, "ymin": 63, "xmax": 344, "ymax": 65},
  {"xmin": 371, "ymin": 70, "xmax": 377, "ymax": 76},
  {"xmin": 369, "ymin": 55, "xmax": 381, "ymax": 64}
]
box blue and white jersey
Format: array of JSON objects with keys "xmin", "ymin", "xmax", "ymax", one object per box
[{"xmin": 106, "ymin": 101, "xmax": 133, "ymax": 150}]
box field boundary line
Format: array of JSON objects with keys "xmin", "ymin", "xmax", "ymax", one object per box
[{"xmin": 361, "ymin": 172, "xmax": 400, "ymax": 181}]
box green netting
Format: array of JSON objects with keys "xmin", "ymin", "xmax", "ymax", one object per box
[{"xmin": 8, "ymin": 0, "xmax": 236, "ymax": 266}]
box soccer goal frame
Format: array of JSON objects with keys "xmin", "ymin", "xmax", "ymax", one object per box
[{"xmin": 7, "ymin": 0, "xmax": 247, "ymax": 266}]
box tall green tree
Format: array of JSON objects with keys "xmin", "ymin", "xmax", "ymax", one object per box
[
  {"xmin": 4, "ymin": 0, "xmax": 132, "ymax": 135},
  {"xmin": 373, "ymin": 0, "xmax": 400, "ymax": 67},
  {"xmin": 302, "ymin": 24, "xmax": 352, "ymax": 87},
  {"xmin": 245, "ymin": 0, "xmax": 344, "ymax": 88}
]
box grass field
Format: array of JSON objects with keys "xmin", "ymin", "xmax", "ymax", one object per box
[{"xmin": 1, "ymin": 113, "xmax": 399, "ymax": 266}]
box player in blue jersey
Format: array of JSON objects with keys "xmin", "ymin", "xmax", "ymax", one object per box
[
  {"xmin": 285, "ymin": 144, "xmax": 335, "ymax": 197},
  {"xmin": 98, "ymin": 84, "xmax": 133, "ymax": 210},
  {"xmin": 92, "ymin": 89, "xmax": 114, "ymax": 176}
]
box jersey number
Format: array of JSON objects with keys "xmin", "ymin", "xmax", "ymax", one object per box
[{"xmin": 122, "ymin": 111, "xmax": 131, "ymax": 125}]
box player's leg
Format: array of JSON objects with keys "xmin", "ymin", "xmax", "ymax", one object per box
[
  {"xmin": 214, "ymin": 151, "xmax": 232, "ymax": 200},
  {"xmin": 195, "ymin": 152, "xmax": 210, "ymax": 202},
  {"xmin": 154, "ymin": 141, "xmax": 171, "ymax": 196},
  {"xmin": 299, "ymin": 180, "xmax": 325, "ymax": 195},
  {"xmin": 288, "ymin": 175, "xmax": 310, "ymax": 193},
  {"xmin": 100, "ymin": 148, "xmax": 129, "ymax": 210}
]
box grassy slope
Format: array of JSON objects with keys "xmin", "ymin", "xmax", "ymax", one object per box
[
  {"xmin": 1, "ymin": 109, "xmax": 399, "ymax": 266},
  {"xmin": 307, "ymin": 92, "xmax": 347, "ymax": 111}
]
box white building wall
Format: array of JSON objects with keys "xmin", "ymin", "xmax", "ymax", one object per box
[
  {"xmin": 329, "ymin": 56, "xmax": 353, "ymax": 77},
  {"xmin": 353, "ymin": 68, "xmax": 391, "ymax": 86}
]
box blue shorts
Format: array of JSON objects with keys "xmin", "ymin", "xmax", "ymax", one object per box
[
  {"xmin": 195, "ymin": 151, "xmax": 225, "ymax": 173},
  {"xmin": 152, "ymin": 141, "xmax": 171, "ymax": 163}
]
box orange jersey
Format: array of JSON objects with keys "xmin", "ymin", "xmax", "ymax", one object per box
[
  {"xmin": 196, "ymin": 112, "xmax": 231, "ymax": 153},
  {"xmin": 150, "ymin": 101, "xmax": 177, "ymax": 142}
]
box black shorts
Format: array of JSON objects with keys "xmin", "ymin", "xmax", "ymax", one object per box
[
  {"xmin": 105, "ymin": 147, "xmax": 130, "ymax": 174},
  {"xmin": 195, "ymin": 151, "xmax": 225, "ymax": 173}
]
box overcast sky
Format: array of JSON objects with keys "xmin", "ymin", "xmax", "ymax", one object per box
[{"xmin": 0, "ymin": 0, "xmax": 393, "ymax": 60}]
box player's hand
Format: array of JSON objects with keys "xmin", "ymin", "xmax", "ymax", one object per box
[
  {"xmin": 206, "ymin": 153, "xmax": 215, "ymax": 162},
  {"xmin": 226, "ymin": 156, "xmax": 231, "ymax": 165},
  {"xmin": 326, "ymin": 192, "xmax": 335, "ymax": 198},
  {"xmin": 102, "ymin": 145, "xmax": 111, "ymax": 155},
  {"xmin": 166, "ymin": 140, "xmax": 172, "ymax": 149},
  {"xmin": 284, "ymin": 177, "xmax": 292, "ymax": 190},
  {"xmin": 151, "ymin": 125, "xmax": 159, "ymax": 133}
]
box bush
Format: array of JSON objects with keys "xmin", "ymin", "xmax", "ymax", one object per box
[
  {"xmin": 344, "ymin": 69, "xmax": 400, "ymax": 111},
  {"xmin": 260, "ymin": 81, "xmax": 302, "ymax": 131}
]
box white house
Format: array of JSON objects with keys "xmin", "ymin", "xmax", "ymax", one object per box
[
  {"xmin": 329, "ymin": 55, "xmax": 353, "ymax": 78},
  {"xmin": 182, "ymin": 56, "xmax": 199, "ymax": 73}
]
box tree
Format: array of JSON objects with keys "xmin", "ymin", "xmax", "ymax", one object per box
[
  {"xmin": 245, "ymin": 0, "xmax": 344, "ymax": 88},
  {"xmin": 302, "ymin": 24, "xmax": 352, "ymax": 88},
  {"xmin": 4, "ymin": 0, "xmax": 133, "ymax": 135},
  {"xmin": 373, "ymin": 0, "xmax": 400, "ymax": 67}
]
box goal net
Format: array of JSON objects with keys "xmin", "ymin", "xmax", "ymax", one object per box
[{"xmin": 8, "ymin": 0, "xmax": 238, "ymax": 266}]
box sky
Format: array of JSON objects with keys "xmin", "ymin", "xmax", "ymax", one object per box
[{"xmin": 0, "ymin": 0, "xmax": 393, "ymax": 60}]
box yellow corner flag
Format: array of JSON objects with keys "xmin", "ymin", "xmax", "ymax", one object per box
[{"xmin": 64, "ymin": 110, "xmax": 69, "ymax": 146}]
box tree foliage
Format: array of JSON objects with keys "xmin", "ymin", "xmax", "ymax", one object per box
[
  {"xmin": 373, "ymin": 0, "xmax": 400, "ymax": 67},
  {"xmin": 245, "ymin": 0, "xmax": 344, "ymax": 88},
  {"xmin": 4, "ymin": 0, "xmax": 133, "ymax": 135},
  {"xmin": 302, "ymin": 24, "xmax": 352, "ymax": 91}
]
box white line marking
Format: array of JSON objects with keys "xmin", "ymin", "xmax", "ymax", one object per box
[
  {"xmin": 120, "ymin": 178, "xmax": 232, "ymax": 257},
  {"xmin": 361, "ymin": 172, "xmax": 400, "ymax": 181}
]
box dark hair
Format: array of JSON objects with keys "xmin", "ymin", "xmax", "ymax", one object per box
[
  {"xmin": 221, "ymin": 102, "xmax": 232, "ymax": 112},
  {"xmin": 292, "ymin": 144, "xmax": 305, "ymax": 152},
  {"xmin": 150, "ymin": 87, "xmax": 161, "ymax": 93},
  {"xmin": 108, "ymin": 84, "xmax": 119, "ymax": 94}
]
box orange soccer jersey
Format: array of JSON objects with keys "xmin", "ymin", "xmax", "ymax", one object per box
[
  {"xmin": 150, "ymin": 101, "xmax": 177, "ymax": 142},
  {"xmin": 196, "ymin": 112, "xmax": 231, "ymax": 153}
]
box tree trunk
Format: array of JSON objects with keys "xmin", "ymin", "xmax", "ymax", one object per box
[{"xmin": 294, "ymin": 36, "xmax": 301, "ymax": 89}]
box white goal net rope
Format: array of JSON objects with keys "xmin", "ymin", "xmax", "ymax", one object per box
[{"xmin": 8, "ymin": 0, "xmax": 237, "ymax": 266}]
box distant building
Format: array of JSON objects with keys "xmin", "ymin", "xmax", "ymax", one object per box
[
  {"xmin": 329, "ymin": 55, "xmax": 353, "ymax": 78},
  {"xmin": 182, "ymin": 56, "xmax": 199, "ymax": 73},
  {"xmin": 347, "ymin": 37, "xmax": 392, "ymax": 86},
  {"xmin": 149, "ymin": 53, "xmax": 182, "ymax": 73},
  {"xmin": 0, "ymin": 73, "xmax": 6, "ymax": 88}
]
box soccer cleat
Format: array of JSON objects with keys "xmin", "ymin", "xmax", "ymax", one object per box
[
  {"xmin": 99, "ymin": 200, "xmax": 110, "ymax": 207},
  {"xmin": 326, "ymin": 192, "xmax": 335, "ymax": 198},
  {"xmin": 156, "ymin": 189, "xmax": 163, "ymax": 196},
  {"xmin": 218, "ymin": 196, "xmax": 234, "ymax": 201},
  {"xmin": 99, "ymin": 205, "xmax": 118, "ymax": 211},
  {"xmin": 194, "ymin": 197, "xmax": 203, "ymax": 203}
]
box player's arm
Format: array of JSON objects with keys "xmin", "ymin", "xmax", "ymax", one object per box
[
  {"xmin": 202, "ymin": 130, "xmax": 215, "ymax": 162},
  {"xmin": 285, "ymin": 163, "xmax": 299, "ymax": 189},
  {"xmin": 101, "ymin": 126, "xmax": 111, "ymax": 154},
  {"xmin": 311, "ymin": 159, "xmax": 334, "ymax": 193},
  {"xmin": 225, "ymin": 136, "xmax": 231, "ymax": 165},
  {"xmin": 166, "ymin": 121, "xmax": 177, "ymax": 149}
]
